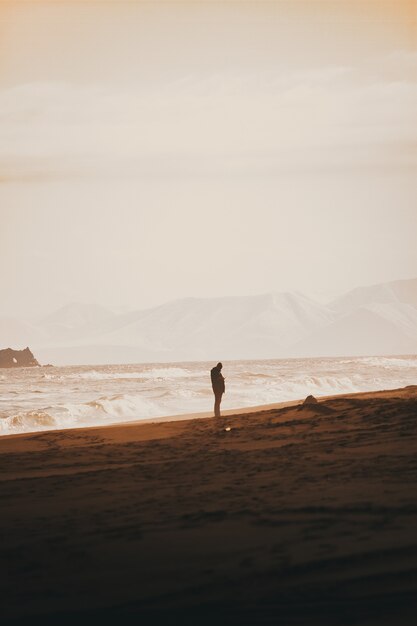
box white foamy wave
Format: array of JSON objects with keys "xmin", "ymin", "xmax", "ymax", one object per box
[
  {"xmin": 43, "ymin": 367, "xmax": 199, "ymax": 382},
  {"xmin": 70, "ymin": 393, "xmax": 160, "ymax": 419},
  {"xmin": 224, "ymin": 371, "xmax": 408, "ymax": 409},
  {"xmin": 0, "ymin": 410, "xmax": 65, "ymax": 434},
  {"xmin": 227, "ymin": 375, "xmax": 360, "ymax": 406},
  {"xmin": 67, "ymin": 370, "xmax": 144, "ymax": 381},
  {"xmin": 359, "ymin": 356, "xmax": 417, "ymax": 369},
  {"xmin": 0, "ymin": 393, "xmax": 172, "ymax": 435},
  {"xmin": 299, "ymin": 375, "xmax": 359, "ymax": 394},
  {"xmin": 133, "ymin": 367, "xmax": 200, "ymax": 379}
]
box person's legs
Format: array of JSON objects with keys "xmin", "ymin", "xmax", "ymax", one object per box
[{"xmin": 214, "ymin": 392, "xmax": 223, "ymax": 417}]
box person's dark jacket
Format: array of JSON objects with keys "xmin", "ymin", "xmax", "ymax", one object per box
[{"xmin": 211, "ymin": 367, "xmax": 225, "ymax": 394}]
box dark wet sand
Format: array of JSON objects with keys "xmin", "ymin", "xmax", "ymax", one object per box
[{"xmin": 1, "ymin": 386, "xmax": 417, "ymax": 625}]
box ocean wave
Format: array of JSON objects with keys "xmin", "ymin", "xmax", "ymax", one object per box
[
  {"xmin": 227, "ymin": 375, "xmax": 360, "ymax": 405},
  {"xmin": 42, "ymin": 366, "xmax": 200, "ymax": 382},
  {"xmin": 359, "ymin": 356, "xmax": 417, "ymax": 369},
  {"xmin": 1, "ymin": 410, "xmax": 60, "ymax": 433},
  {"xmin": 134, "ymin": 367, "xmax": 202, "ymax": 379},
  {"xmin": 0, "ymin": 393, "xmax": 172, "ymax": 435},
  {"xmin": 240, "ymin": 372, "xmax": 275, "ymax": 379},
  {"xmin": 68, "ymin": 370, "xmax": 145, "ymax": 381},
  {"xmin": 300, "ymin": 375, "xmax": 359, "ymax": 392}
]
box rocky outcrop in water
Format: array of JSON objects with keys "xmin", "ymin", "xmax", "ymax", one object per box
[{"xmin": 0, "ymin": 347, "xmax": 40, "ymax": 368}]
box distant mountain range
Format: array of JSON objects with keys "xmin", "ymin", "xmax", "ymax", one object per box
[{"xmin": 1, "ymin": 278, "xmax": 416, "ymax": 365}]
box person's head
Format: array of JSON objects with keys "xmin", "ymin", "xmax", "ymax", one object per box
[{"xmin": 216, "ymin": 362, "xmax": 223, "ymax": 370}]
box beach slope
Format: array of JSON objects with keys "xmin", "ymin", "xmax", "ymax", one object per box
[{"xmin": 1, "ymin": 386, "xmax": 417, "ymax": 624}]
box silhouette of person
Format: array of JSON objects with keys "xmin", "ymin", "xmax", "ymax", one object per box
[{"xmin": 211, "ymin": 362, "xmax": 225, "ymax": 417}]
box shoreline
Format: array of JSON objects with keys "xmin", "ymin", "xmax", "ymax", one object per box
[
  {"xmin": 0, "ymin": 398, "xmax": 301, "ymax": 442},
  {"xmin": 1, "ymin": 385, "xmax": 413, "ymax": 443}
]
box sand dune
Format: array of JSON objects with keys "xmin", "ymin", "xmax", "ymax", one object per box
[{"xmin": 1, "ymin": 386, "xmax": 417, "ymax": 624}]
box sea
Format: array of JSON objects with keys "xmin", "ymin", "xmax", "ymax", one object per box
[{"xmin": 1, "ymin": 355, "xmax": 416, "ymax": 436}]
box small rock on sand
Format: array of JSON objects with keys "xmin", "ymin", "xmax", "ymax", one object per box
[{"xmin": 303, "ymin": 395, "xmax": 318, "ymax": 405}]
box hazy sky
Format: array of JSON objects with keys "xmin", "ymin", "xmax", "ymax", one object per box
[{"xmin": 1, "ymin": 1, "xmax": 416, "ymax": 316}]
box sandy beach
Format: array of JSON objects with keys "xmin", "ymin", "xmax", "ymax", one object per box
[{"xmin": 1, "ymin": 386, "xmax": 417, "ymax": 625}]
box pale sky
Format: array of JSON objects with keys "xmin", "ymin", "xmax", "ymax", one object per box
[{"xmin": 0, "ymin": 1, "xmax": 416, "ymax": 316}]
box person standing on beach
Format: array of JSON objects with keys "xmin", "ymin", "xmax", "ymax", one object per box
[{"xmin": 211, "ymin": 362, "xmax": 225, "ymax": 417}]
